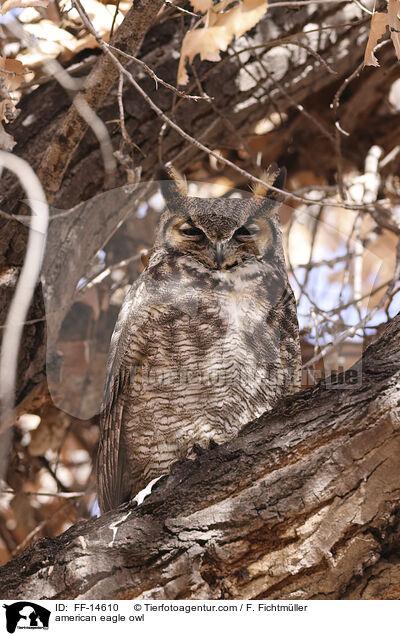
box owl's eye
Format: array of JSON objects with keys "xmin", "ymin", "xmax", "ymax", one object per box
[
  {"xmin": 234, "ymin": 223, "xmax": 259, "ymax": 242},
  {"xmin": 179, "ymin": 222, "xmax": 205, "ymax": 241}
]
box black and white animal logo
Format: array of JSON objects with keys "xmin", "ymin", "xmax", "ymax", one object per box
[{"xmin": 3, "ymin": 602, "xmax": 50, "ymax": 633}]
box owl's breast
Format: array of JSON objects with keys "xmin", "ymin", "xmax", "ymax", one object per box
[
  {"xmin": 121, "ymin": 264, "xmax": 297, "ymax": 492},
  {"xmin": 125, "ymin": 273, "xmax": 280, "ymax": 420}
]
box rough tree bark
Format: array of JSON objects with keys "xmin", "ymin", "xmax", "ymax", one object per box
[
  {"xmin": 2, "ymin": 0, "xmax": 399, "ymax": 407},
  {"xmin": 0, "ymin": 313, "xmax": 398, "ymax": 600}
]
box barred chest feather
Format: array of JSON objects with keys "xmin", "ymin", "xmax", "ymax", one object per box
[
  {"xmin": 122, "ymin": 261, "xmax": 291, "ymax": 487},
  {"xmin": 97, "ymin": 165, "xmax": 301, "ymax": 512}
]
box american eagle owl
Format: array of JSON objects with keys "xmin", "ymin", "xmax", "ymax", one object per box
[{"xmin": 97, "ymin": 166, "xmax": 301, "ymax": 512}]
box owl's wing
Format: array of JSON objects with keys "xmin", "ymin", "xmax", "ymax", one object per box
[
  {"xmin": 97, "ymin": 365, "xmax": 130, "ymax": 513},
  {"xmin": 277, "ymin": 281, "xmax": 302, "ymax": 392},
  {"xmin": 97, "ymin": 277, "xmax": 147, "ymax": 513}
]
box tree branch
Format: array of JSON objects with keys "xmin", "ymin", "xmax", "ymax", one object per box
[
  {"xmin": 0, "ymin": 313, "xmax": 398, "ymax": 600},
  {"xmin": 36, "ymin": 0, "xmax": 163, "ymax": 202},
  {"xmin": 0, "ymin": 152, "xmax": 48, "ymax": 425}
]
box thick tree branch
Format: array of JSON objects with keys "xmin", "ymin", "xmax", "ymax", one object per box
[
  {"xmin": 0, "ymin": 313, "xmax": 398, "ymax": 600},
  {"xmin": 37, "ymin": 0, "xmax": 163, "ymax": 202}
]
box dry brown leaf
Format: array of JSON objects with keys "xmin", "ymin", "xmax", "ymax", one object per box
[
  {"xmin": 0, "ymin": 58, "xmax": 27, "ymax": 146},
  {"xmin": 178, "ymin": 0, "xmax": 268, "ymax": 84},
  {"xmin": 388, "ymin": 0, "xmax": 400, "ymax": 60},
  {"xmin": 1, "ymin": 0, "xmax": 48, "ymax": 14},
  {"xmin": 364, "ymin": 11, "xmax": 388, "ymax": 66},
  {"xmin": 69, "ymin": 0, "xmax": 125, "ymax": 35},
  {"xmin": 214, "ymin": 0, "xmax": 268, "ymax": 39},
  {"xmin": 18, "ymin": 6, "xmax": 42, "ymax": 21},
  {"xmin": 177, "ymin": 57, "xmax": 190, "ymax": 85},
  {"xmin": 189, "ymin": 0, "xmax": 212, "ymax": 11},
  {"xmin": 0, "ymin": 57, "xmax": 26, "ymax": 91},
  {"xmin": 0, "ymin": 123, "xmax": 16, "ymax": 151},
  {"xmin": 21, "ymin": 20, "xmax": 79, "ymax": 62},
  {"xmin": 18, "ymin": 20, "xmax": 98, "ymax": 66},
  {"xmin": 178, "ymin": 26, "xmax": 232, "ymax": 84},
  {"xmin": 364, "ymin": 1, "xmax": 400, "ymax": 67},
  {"xmin": 17, "ymin": 0, "xmax": 126, "ymax": 66}
]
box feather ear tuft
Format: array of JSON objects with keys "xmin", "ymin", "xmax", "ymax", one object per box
[
  {"xmin": 157, "ymin": 164, "xmax": 187, "ymax": 206},
  {"xmin": 168, "ymin": 165, "xmax": 188, "ymax": 196},
  {"xmin": 251, "ymin": 174, "xmax": 268, "ymax": 198},
  {"xmin": 251, "ymin": 164, "xmax": 286, "ymax": 202}
]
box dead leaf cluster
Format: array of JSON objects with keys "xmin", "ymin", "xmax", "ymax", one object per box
[
  {"xmin": 364, "ymin": 0, "xmax": 400, "ymax": 66},
  {"xmin": 178, "ymin": 0, "xmax": 268, "ymax": 84}
]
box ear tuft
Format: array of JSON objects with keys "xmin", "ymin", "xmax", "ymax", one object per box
[
  {"xmin": 251, "ymin": 164, "xmax": 286, "ymax": 203},
  {"xmin": 157, "ymin": 164, "xmax": 187, "ymax": 207},
  {"xmin": 271, "ymin": 166, "xmax": 286, "ymax": 197},
  {"xmin": 168, "ymin": 165, "xmax": 188, "ymax": 196}
]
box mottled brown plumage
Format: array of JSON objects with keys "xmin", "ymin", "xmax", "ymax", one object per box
[{"xmin": 97, "ymin": 166, "xmax": 301, "ymax": 512}]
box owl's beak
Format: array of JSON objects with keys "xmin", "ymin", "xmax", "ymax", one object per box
[{"xmin": 215, "ymin": 241, "xmax": 224, "ymax": 269}]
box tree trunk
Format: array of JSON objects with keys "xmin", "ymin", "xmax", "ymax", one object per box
[{"xmin": 0, "ymin": 312, "xmax": 398, "ymax": 600}]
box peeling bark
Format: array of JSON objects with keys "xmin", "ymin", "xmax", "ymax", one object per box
[{"xmin": 0, "ymin": 313, "xmax": 398, "ymax": 600}]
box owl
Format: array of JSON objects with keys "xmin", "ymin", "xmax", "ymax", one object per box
[{"xmin": 97, "ymin": 166, "xmax": 301, "ymax": 512}]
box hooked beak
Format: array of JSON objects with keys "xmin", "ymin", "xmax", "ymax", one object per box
[{"xmin": 215, "ymin": 241, "xmax": 224, "ymax": 269}]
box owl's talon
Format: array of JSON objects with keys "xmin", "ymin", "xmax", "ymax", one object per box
[{"xmin": 190, "ymin": 443, "xmax": 206, "ymax": 457}]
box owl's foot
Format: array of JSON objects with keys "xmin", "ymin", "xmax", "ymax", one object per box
[
  {"xmin": 189, "ymin": 439, "xmax": 220, "ymax": 457},
  {"xmin": 189, "ymin": 442, "xmax": 207, "ymax": 458}
]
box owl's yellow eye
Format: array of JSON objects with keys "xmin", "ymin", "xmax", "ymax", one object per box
[
  {"xmin": 234, "ymin": 223, "xmax": 259, "ymax": 242},
  {"xmin": 179, "ymin": 222, "xmax": 205, "ymax": 241}
]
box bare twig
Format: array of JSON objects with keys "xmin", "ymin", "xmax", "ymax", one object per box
[
  {"xmin": 352, "ymin": 0, "xmax": 374, "ymax": 14},
  {"xmin": 1, "ymin": 489, "xmax": 90, "ymax": 499},
  {"xmin": 109, "ymin": 0, "xmax": 121, "ymax": 39},
  {"xmin": 108, "ymin": 44, "xmax": 211, "ymax": 101},
  {"xmin": 295, "ymin": 253, "xmax": 355, "ymax": 269},
  {"xmin": 71, "ymin": 0, "xmax": 392, "ymax": 214},
  {"xmin": 28, "ymin": 0, "xmax": 163, "ymax": 202},
  {"xmin": 331, "ymin": 40, "xmax": 389, "ymax": 200},
  {"xmin": 163, "ymin": 0, "xmax": 200, "ymax": 17},
  {"xmin": 303, "ymin": 240, "xmax": 400, "ymax": 369},
  {"xmin": 289, "ymin": 40, "xmax": 338, "ymax": 75},
  {"xmin": 117, "ymin": 73, "xmax": 131, "ymax": 146},
  {"xmin": 269, "ymin": 0, "xmax": 350, "ymax": 6}
]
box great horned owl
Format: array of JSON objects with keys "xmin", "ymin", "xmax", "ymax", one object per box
[{"xmin": 97, "ymin": 166, "xmax": 301, "ymax": 512}]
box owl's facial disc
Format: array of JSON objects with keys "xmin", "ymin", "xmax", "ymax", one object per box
[{"xmin": 164, "ymin": 214, "xmax": 273, "ymax": 271}]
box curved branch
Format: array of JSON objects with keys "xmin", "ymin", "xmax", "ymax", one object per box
[
  {"xmin": 0, "ymin": 313, "xmax": 398, "ymax": 600},
  {"xmin": 0, "ymin": 152, "xmax": 48, "ymax": 428}
]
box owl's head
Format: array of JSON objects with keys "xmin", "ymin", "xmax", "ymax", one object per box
[{"xmin": 156, "ymin": 165, "xmax": 286, "ymax": 271}]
